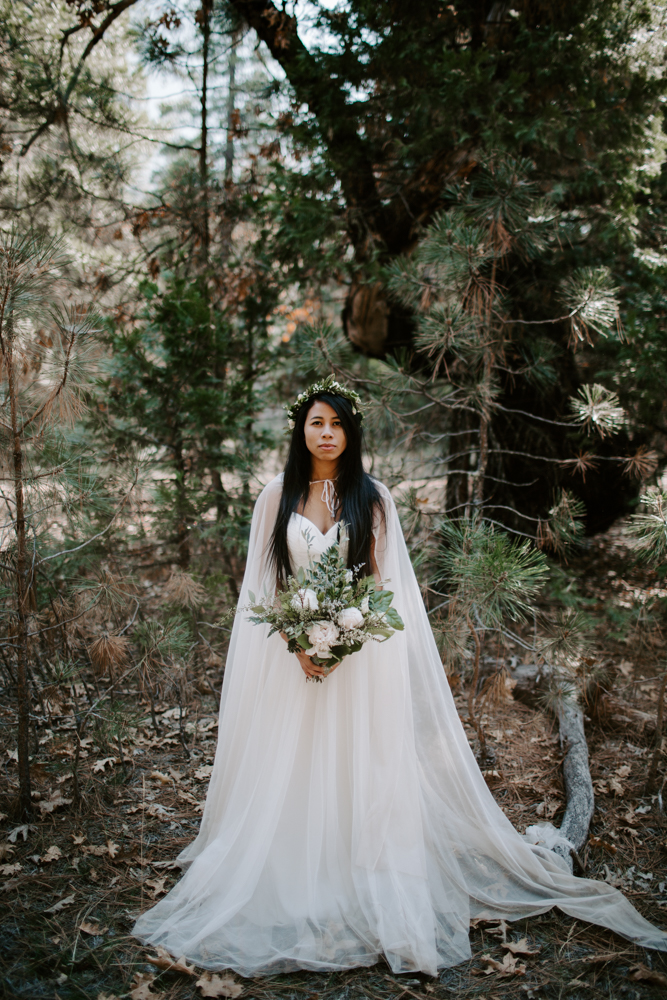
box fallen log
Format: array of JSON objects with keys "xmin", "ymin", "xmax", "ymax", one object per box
[
  {"xmin": 509, "ymin": 662, "xmax": 593, "ymax": 871},
  {"xmin": 554, "ymin": 697, "xmax": 594, "ymax": 868}
]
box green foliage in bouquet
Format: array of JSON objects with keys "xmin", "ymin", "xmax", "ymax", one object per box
[{"xmin": 247, "ymin": 534, "xmax": 403, "ymax": 678}]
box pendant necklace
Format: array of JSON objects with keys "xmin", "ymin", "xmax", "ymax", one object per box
[{"xmin": 309, "ymin": 479, "xmax": 339, "ymax": 520}]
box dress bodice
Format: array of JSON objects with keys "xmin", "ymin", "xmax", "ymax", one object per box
[{"xmin": 287, "ymin": 512, "xmax": 346, "ymax": 572}]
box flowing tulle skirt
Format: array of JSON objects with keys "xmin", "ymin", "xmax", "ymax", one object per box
[{"xmin": 133, "ymin": 632, "xmax": 666, "ymax": 974}]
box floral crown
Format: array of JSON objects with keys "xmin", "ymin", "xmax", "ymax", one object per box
[{"xmin": 284, "ymin": 374, "xmax": 364, "ymax": 429}]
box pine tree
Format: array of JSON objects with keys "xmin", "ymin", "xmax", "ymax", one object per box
[{"xmin": 0, "ymin": 229, "xmax": 128, "ymax": 816}]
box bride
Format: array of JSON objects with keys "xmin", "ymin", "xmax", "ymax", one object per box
[{"xmin": 134, "ymin": 377, "xmax": 667, "ymax": 975}]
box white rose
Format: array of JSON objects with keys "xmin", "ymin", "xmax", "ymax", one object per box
[
  {"xmin": 344, "ymin": 569, "xmax": 353, "ymax": 583},
  {"xmin": 305, "ymin": 620, "xmax": 340, "ymax": 658},
  {"xmin": 360, "ymin": 596, "xmax": 370, "ymax": 614},
  {"xmin": 337, "ymin": 607, "xmax": 364, "ymax": 630},
  {"xmin": 291, "ymin": 588, "xmax": 319, "ymax": 611}
]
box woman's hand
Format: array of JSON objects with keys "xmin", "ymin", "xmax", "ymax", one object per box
[
  {"xmin": 280, "ymin": 632, "xmax": 340, "ymax": 679},
  {"xmin": 295, "ymin": 648, "xmax": 337, "ymax": 680}
]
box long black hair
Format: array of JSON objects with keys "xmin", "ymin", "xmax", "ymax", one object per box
[{"xmin": 270, "ymin": 392, "xmax": 384, "ymax": 584}]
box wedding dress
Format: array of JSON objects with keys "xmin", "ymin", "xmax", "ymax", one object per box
[{"xmin": 133, "ymin": 476, "xmax": 667, "ymax": 974}]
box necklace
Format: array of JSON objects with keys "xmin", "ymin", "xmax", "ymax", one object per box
[{"xmin": 309, "ymin": 479, "xmax": 339, "ymax": 519}]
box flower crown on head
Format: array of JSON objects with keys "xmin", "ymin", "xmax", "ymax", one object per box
[{"xmin": 284, "ymin": 374, "xmax": 364, "ymax": 429}]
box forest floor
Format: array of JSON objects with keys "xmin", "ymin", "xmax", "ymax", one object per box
[{"xmin": 1, "ymin": 525, "xmax": 667, "ymax": 1000}]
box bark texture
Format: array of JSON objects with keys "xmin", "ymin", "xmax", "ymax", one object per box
[
  {"xmin": 554, "ymin": 699, "xmax": 595, "ymax": 866},
  {"xmin": 511, "ymin": 661, "xmax": 594, "ymax": 871}
]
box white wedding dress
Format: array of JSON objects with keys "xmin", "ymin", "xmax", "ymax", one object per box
[{"xmin": 133, "ymin": 476, "xmax": 667, "ymax": 974}]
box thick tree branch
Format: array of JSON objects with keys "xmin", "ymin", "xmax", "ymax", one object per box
[
  {"xmin": 227, "ymin": 0, "xmax": 383, "ymax": 251},
  {"xmin": 21, "ymin": 0, "xmax": 143, "ymax": 156}
]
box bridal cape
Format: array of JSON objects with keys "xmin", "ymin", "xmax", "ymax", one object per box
[{"xmin": 133, "ymin": 475, "xmax": 667, "ymax": 974}]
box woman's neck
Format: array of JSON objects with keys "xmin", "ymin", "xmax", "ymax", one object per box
[{"xmin": 310, "ymin": 458, "xmax": 339, "ymax": 483}]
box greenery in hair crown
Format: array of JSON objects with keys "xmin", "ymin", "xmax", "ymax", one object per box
[{"xmin": 284, "ymin": 374, "xmax": 364, "ymax": 429}]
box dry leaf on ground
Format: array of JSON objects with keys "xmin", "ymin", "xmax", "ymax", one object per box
[
  {"xmin": 72, "ymin": 834, "xmax": 86, "ymax": 845},
  {"xmin": 40, "ymin": 845, "xmax": 63, "ymax": 863},
  {"xmin": 7, "ymin": 824, "xmax": 33, "ymax": 842},
  {"xmin": 481, "ymin": 952, "xmax": 527, "ymax": 976},
  {"xmin": 92, "ymin": 757, "xmax": 116, "ymax": 773},
  {"xmin": 130, "ymin": 972, "xmax": 162, "ymax": 999},
  {"xmin": 0, "ymin": 863, "xmax": 22, "ymax": 876},
  {"xmin": 628, "ymin": 963, "xmax": 667, "ymax": 986},
  {"xmin": 97, "ymin": 993, "xmax": 119, "ymax": 1000},
  {"xmin": 145, "ymin": 803, "xmax": 173, "ymax": 820},
  {"xmin": 37, "ymin": 791, "xmax": 72, "ymax": 814},
  {"xmin": 44, "ymin": 893, "xmax": 76, "ymax": 914},
  {"xmin": 502, "ymin": 937, "xmax": 540, "ymax": 956},
  {"xmin": 146, "ymin": 877, "xmax": 167, "ymax": 897},
  {"xmin": 196, "ymin": 973, "xmax": 244, "ymax": 997},
  {"xmin": 146, "ymin": 946, "xmax": 196, "ymax": 975},
  {"xmin": 79, "ymin": 921, "xmax": 105, "ymax": 936},
  {"xmin": 194, "ymin": 765, "xmax": 214, "ymax": 781},
  {"xmin": 481, "ymin": 918, "xmax": 509, "ymax": 942},
  {"xmin": 150, "ymin": 771, "xmax": 171, "ymax": 784}
]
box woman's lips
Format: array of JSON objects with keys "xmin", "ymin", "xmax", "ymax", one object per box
[{"xmin": 319, "ymin": 444, "xmax": 336, "ymax": 450}]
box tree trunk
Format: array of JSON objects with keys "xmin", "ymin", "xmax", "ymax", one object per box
[
  {"xmin": 645, "ymin": 663, "xmax": 667, "ymax": 794},
  {"xmin": 199, "ymin": 0, "xmax": 211, "ymax": 263},
  {"xmin": 6, "ymin": 320, "xmax": 32, "ymax": 817},
  {"xmin": 224, "ymin": 30, "xmax": 240, "ymax": 186}
]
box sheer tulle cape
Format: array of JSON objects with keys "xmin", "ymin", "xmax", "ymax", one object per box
[{"xmin": 133, "ymin": 476, "xmax": 667, "ymax": 975}]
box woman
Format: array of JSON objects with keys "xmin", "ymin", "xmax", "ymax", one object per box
[{"xmin": 134, "ymin": 376, "xmax": 667, "ymax": 975}]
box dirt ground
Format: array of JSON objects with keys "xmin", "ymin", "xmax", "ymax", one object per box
[{"xmin": 1, "ymin": 525, "xmax": 667, "ymax": 1000}]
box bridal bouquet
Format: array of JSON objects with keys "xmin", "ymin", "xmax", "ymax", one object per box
[{"xmin": 247, "ymin": 535, "xmax": 404, "ymax": 679}]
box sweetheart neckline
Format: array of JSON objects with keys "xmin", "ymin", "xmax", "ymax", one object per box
[{"xmin": 290, "ymin": 511, "xmax": 339, "ymax": 539}]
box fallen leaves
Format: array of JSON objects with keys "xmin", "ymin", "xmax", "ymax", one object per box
[
  {"xmin": 44, "ymin": 893, "xmax": 76, "ymax": 914},
  {"xmin": 0, "ymin": 877, "xmax": 22, "ymax": 894},
  {"xmin": 196, "ymin": 973, "xmax": 243, "ymax": 998},
  {"xmin": 502, "ymin": 937, "xmax": 540, "ymax": 957},
  {"xmin": 194, "ymin": 764, "xmax": 214, "ymax": 781},
  {"xmin": 37, "ymin": 789, "xmax": 73, "ymax": 814},
  {"xmin": 145, "ymin": 877, "xmax": 167, "ymax": 897},
  {"xmin": 628, "ymin": 962, "xmax": 667, "ymax": 986},
  {"xmin": 0, "ymin": 862, "xmax": 22, "ymax": 876},
  {"xmin": 145, "ymin": 803, "xmax": 174, "ymax": 820},
  {"xmin": 535, "ymin": 798, "xmax": 560, "ymax": 819},
  {"xmin": 40, "ymin": 845, "xmax": 63, "ymax": 863},
  {"xmin": 589, "ymin": 834, "xmax": 617, "ymax": 854},
  {"xmin": 79, "ymin": 921, "xmax": 106, "ymax": 936},
  {"xmin": 150, "ymin": 770, "xmax": 172, "ymax": 784},
  {"xmin": 7, "ymin": 824, "xmax": 35, "ymax": 842},
  {"xmin": 146, "ymin": 946, "xmax": 196, "ymax": 975},
  {"xmin": 92, "ymin": 757, "xmax": 117, "ymax": 773},
  {"xmin": 130, "ymin": 972, "xmax": 162, "ymax": 999},
  {"xmin": 481, "ymin": 951, "xmax": 527, "ymax": 976},
  {"xmin": 83, "ymin": 841, "xmax": 120, "ymax": 859}
]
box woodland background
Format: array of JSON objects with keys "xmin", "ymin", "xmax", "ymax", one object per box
[{"xmin": 3, "ymin": 2, "xmax": 667, "ymax": 998}]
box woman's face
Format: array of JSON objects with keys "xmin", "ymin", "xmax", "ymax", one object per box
[{"xmin": 303, "ymin": 400, "xmax": 347, "ymax": 464}]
